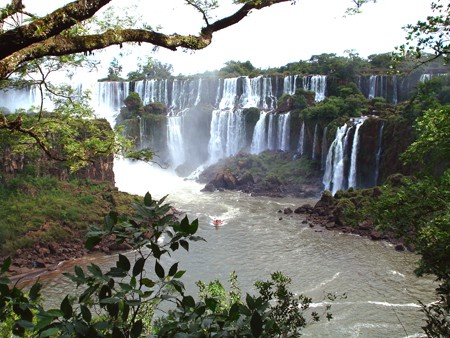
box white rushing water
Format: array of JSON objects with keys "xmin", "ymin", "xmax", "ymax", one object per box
[
  {"xmin": 298, "ymin": 121, "xmax": 306, "ymax": 155},
  {"xmin": 348, "ymin": 117, "xmax": 368, "ymax": 189}
]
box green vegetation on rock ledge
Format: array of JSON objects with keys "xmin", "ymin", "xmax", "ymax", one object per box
[
  {"xmin": 199, "ymin": 151, "xmax": 322, "ymax": 197},
  {"xmin": 0, "ymin": 174, "xmax": 138, "ymax": 264}
]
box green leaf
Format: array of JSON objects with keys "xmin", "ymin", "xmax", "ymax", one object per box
[
  {"xmin": 29, "ymin": 282, "xmax": 42, "ymax": 301},
  {"xmin": 246, "ymin": 293, "xmax": 256, "ymax": 310},
  {"xmin": 40, "ymin": 327, "xmax": 60, "ymax": 337},
  {"xmin": 133, "ymin": 257, "xmax": 146, "ymax": 276},
  {"xmin": 141, "ymin": 278, "xmax": 155, "ymax": 288},
  {"xmin": 105, "ymin": 211, "xmax": 118, "ymax": 231},
  {"xmin": 117, "ymin": 254, "xmax": 131, "ymax": 272},
  {"xmin": 182, "ymin": 295, "xmax": 196, "ymax": 308},
  {"xmin": 87, "ymin": 263, "xmax": 103, "ymax": 278},
  {"xmin": 180, "ymin": 216, "xmax": 190, "ymax": 233},
  {"xmin": 85, "ymin": 235, "xmax": 101, "ymax": 250},
  {"xmin": 173, "ymin": 270, "xmax": 186, "ymax": 279},
  {"xmin": 81, "ymin": 304, "xmax": 92, "ymax": 322},
  {"xmin": 250, "ymin": 310, "xmax": 263, "ymax": 338},
  {"xmin": 205, "ymin": 297, "xmax": 218, "ymax": 312},
  {"xmin": 189, "ymin": 219, "xmax": 199, "ymax": 235},
  {"xmin": 1, "ymin": 256, "xmax": 11, "ymax": 273},
  {"xmin": 180, "ymin": 240, "xmax": 189, "ymax": 251},
  {"xmin": 130, "ymin": 319, "xmax": 143, "ymax": 338},
  {"xmin": 168, "ymin": 262, "xmax": 178, "ymax": 277},
  {"xmin": 60, "ymin": 295, "xmax": 73, "ymax": 319},
  {"xmin": 144, "ymin": 192, "xmax": 153, "ymax": 206},
  {"xmin": 74, "ymin": 266, "xmax": 85, "ymax": 279},
  {"xmin": 155, "ymin": 260, "xmax": 165, "ymax": 279}
]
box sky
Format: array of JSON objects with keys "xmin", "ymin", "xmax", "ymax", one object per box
[{"xmin": 2, "ymin": 0, "xmax": 437, "ymax": 76}]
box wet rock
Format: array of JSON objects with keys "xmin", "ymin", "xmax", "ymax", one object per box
[
  {"xmin": 283, "ymin": 208, "xmax": 293, "ymax": 214},
  {"xmin": 395, "ymin": 244, "xmax": 405, "ymax": 251}
]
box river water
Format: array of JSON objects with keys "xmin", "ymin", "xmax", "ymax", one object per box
[{"xmin": 37, "ymin": 158, "xmax": 435, "ymax": 337}]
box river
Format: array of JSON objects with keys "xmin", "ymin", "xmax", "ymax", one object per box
[{"xmin": 37, "ymin": 158, "xmax": 435, "ymax": 337}]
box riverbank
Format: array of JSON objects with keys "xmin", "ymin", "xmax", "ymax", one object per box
[
  {"xmin": 282, "ymin": 187, "xmax": 409, "ymax": 251},
  {"xmin": 0, "ymin": 177, "xmax": 141, "ymax": 279}
]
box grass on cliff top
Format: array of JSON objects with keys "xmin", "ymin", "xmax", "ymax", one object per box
[{"xmin": 0, "ymin": 175, "xmax": 138, "ymax": 255}]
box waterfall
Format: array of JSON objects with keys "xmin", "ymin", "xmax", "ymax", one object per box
[
  {"xmin": 208, "ymin": 109, "xmax": 245, "ymax": 163},
  {"xmin": 321, "ymin": 126, "xmax": 328, "ymax": 170},
  {"xmin": 323, "ymin": 117, "xmax": 369, "ymax": 194},
  {"xmin": 167, "ymin": 114, "xmax": 185, "ymax": 167},
  {"xmin": 419, "ymin": 74, "xmax": 432, "ymax": 82},
  {"xmin": 267, "ymin": 114, "xmax": 276, "ymax": 150},
  {"xmin": 303, "ymin": 75, "xmax": 327, "ymax": 101},
  {"xmin": 368, "ymin": 75, "xmax": 377, "ymax": 99},
  {"xmin": 251, "ymin": 111, "xmax": 269, "ymax": 154},
  {"xmin": 97, "ymin": 81, "xmax": 130, "ymax": 123},
  {"xmin": 297, "ymin": 121, "xmax": 305, "ymax": 155},
  {"xmin": 194, "ymin": 78, "xmax": 203, "ymax": 106},
  {"xmin": 374, "ymin": 121, "xmax": 385, "ymax": 185},
  {"xmin": 219, "ymin": 78, "xmax": 238, "ymax": 110},
  {"xmin": 392, "ymin": 76, "xmax": 398, "ymax": 105},
  {"xmin": 278, "ymin": 112, "xmax": 291, "ymax": 151},
  {"xmin": 311, "ymin": 124, "xmax": 318, "ymax": 160},
  {"xmin": 283, "ymin": 75, "xmax": 298, "ymax": 95},
  {"xmin": 322, "ymin": 123, "xmax": 349, "ymax": 194},
  {"xmin": 0, "ymin": 85, "xmax": 39, "ymax": 113},
  {"xmin": 348, "ymin": 117, "xmax": 367, "ymax": 188}
]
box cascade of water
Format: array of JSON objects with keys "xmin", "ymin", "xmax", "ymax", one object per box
[
  {"xmin": 283, "ymin": 75, "xmax": 298, "ymax": 95},
  {"xmin": 240, "ymin": 76, "xmax": 261, "ymax": 108},
  {"xmin": 322, "ymin": 123, "xmax": 349, "ymax": 194},
  {"xmin": 251, "ymin": 111, "xmax": 269, "ymax": 154},
  {"xmin": 419, "ymin": 74, "xmax": 432, "ymax": 82},
  {"xmin": 97, "ymin": 81, "xmax": 127, "ymax": 112},
  {"xmin": 278, "ymin": 112, "xmax": 291, "ymax": 151},
  {"xmin": 194, "ymin": 78, "xmax": 203, "ymax": 106},
  {"xmin": 311, "ymin": 124, "xmax": 318, "ymax": 160},
  {"xmin": 167, "ymin": 114, "xmax": 185, "ymax": 167},
  {"xmin": 297, "ymin": 121, "xmax": 305, "ymax": 155},
  {"xmin": 219, "ymin": 78, "xmax": 238, "ymax": 110},
  {"xmin": 0, "ymin": 86, "xmax": 39, "ymax": 113},
  {"xmin": 208, "ymin": 109, "xmax": 245, "ymax": 163},
  {"xmin": 267, "ymin": 114, "xmax": 276, "ymax": 150},
  {"xmin": 368, "ymin": 75, "xmax": 377, "ymax": 99},
  {"xmin": 303, "ymin": 75, "xmax": 327, "ymax": 101},
  {"xmin": 348, "ymin": 117, "xmax": 367, "ymax": 188},
  {"xmin": 392, "ymin": 76, "xmax": 398, "ymax": 105},
  {"xmin": 262, "ymin": 76, "xmax": 276, "ymax": 110},
  {"xmin": 374, "ymin": 121, "xmax": 385, "ymax": 185},
  {"xmin": 321, "ymin": 126, "xmax": 328, "ymax": 170}
]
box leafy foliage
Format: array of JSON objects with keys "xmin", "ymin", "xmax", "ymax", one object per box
[{"xmin": 401, "ymin": 106, "xmax": 450, "ymax": 174}]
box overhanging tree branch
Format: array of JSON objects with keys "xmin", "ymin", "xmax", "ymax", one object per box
[
  {"xmin": 0, "ymin": 0, "xmax": 291, "ymax": 79},
  {"xmin": 0, "ymin": 0, "xmax": 112, "ymax": 60}
]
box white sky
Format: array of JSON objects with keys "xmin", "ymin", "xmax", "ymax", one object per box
[{"xmin": 2, "ymin": 0, "xmax": 437, "ymax": 75}]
